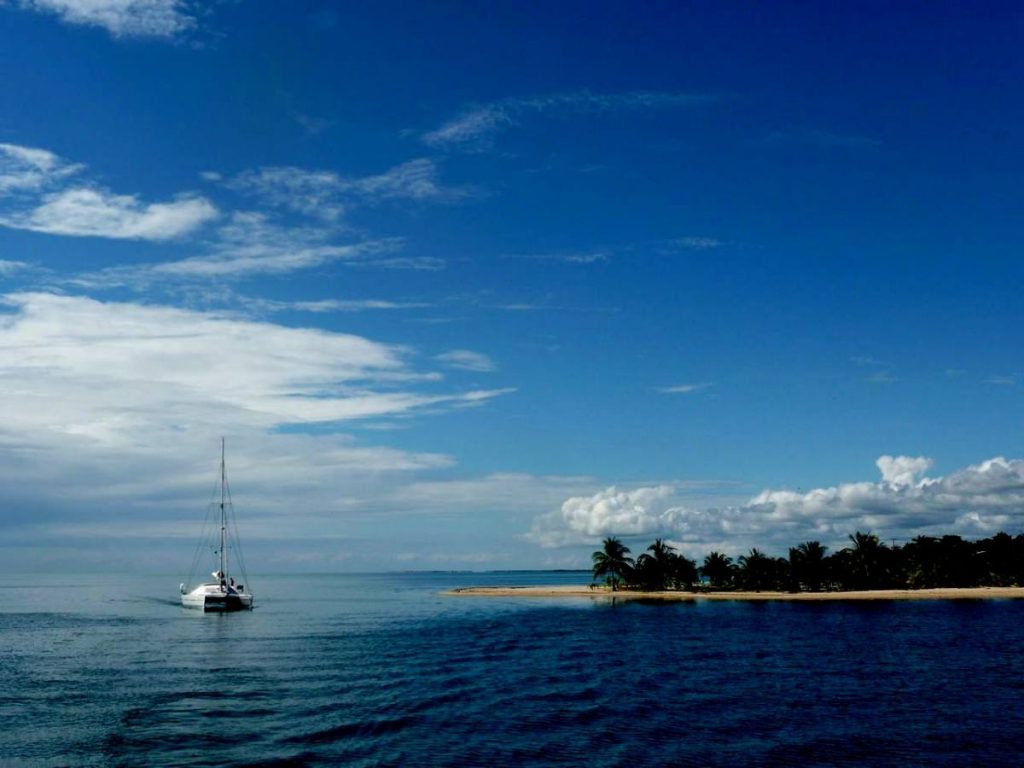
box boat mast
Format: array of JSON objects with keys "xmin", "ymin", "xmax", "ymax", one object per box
[{"xmin": 219, "ymin": 437, "xmax": 227, "ymax": 583}]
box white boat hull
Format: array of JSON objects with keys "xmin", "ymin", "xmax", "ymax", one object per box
[{"xmin": 181, "ymin": 584, "xmax": 253, "ymax": 612}]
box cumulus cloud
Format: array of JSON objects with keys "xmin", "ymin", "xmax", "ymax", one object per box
[
  {"xmin": 530, "ymin": 456, "xmax": 1024, "ymax": 551},
  {"xmin": 423, "ymin": 90, "xmax": 719, "ymax": 149},
  {"xmin": 876, "ymin": 455, "xmax": 932, "ymax": 486},
  {"xmin": 0, "ymin": 142, "xmax": 217, "ymax": 240},
  {"xmin": 558, "ymin": 485, "xmax": 675, "ymax": 539},
  {"xmin": 17, "ymin": 0, "xmax": 197, "ymax": 39}
]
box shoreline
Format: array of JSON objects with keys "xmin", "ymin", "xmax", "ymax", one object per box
[{"xmin": 445, "ymin": 585, "xmax": 1024, "ymax": 601}]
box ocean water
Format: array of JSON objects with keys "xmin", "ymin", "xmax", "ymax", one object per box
[{"xmin": 2, "ymin": 573, "xmax": 1023, "ymax": 767}]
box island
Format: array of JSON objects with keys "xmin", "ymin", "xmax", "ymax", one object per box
[{"xmin": 448, "ymin": 530, "xmax": 1024, "ymax": 601}]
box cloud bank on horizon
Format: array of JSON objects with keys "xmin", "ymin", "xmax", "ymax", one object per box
[{"xmin": 531, "ymin": 456, "xmax": 1024, "ymax": 554}]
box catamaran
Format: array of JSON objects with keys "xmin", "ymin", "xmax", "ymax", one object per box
[{"xmin": 180, "ymin": 439, "xmax": 254, "ymax": 611}]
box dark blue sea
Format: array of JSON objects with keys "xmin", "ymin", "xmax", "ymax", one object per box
[{"xmin": 3, "ymin": 572, "xmax": 1024, "ymax": 767}]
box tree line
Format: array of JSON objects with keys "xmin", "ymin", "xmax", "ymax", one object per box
[{"xmin": 591, "ymin": 531, "xmax": 1024, "ymax": 592}]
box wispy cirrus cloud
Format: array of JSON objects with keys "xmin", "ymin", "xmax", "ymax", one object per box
[
  {"xmin": 506, "ymin": 250, "xmax": 611, "ymax": 265},
  {"xmin": 435, "ymin": 349, "xmax": 496, "ymax": 372},
  {"xmin": 266, "ymin": 298, "xmax": 432, "ymax": 314},
  {"xmin": 0, "ymin": 142, "xmax": 82, "ymax": 192},
  {"xmin": 225, "ymin": 167, "xmax": 348, "ymax": 222},
  {"xmin": 153, "ymin": 213, "xmax": 400, "ymax": 277},
  {"xmin": 219, "ymin": 158, "xmax": 472, "ymax": 222},
  {"xmin": 530, "ymin": 455, "xmax": 1024, "ymax": 551},
  {"xmin": 0, "ymin": 142, "xmax": 217, "ymax": 240},
  {"xmin": 70, "ymin": 213, "xmax": 439, "ymax": 287},
  {"xmin": 657, "ymin": 383, "xmax": 709, "ymax": 394},
  {"xmin": 0, "ymin": 291, "xmax": 510, "ymax": 436},
  {"xmin": 0, "ymin": 259, "xmax": 31, "ymax": 276},
  {"xmin": 668, "ymin": 236, "xmax": 722, "ymax": 250},
  {"xmin": 422, "ymin": 90, "xmax": 720, "ymax": 149},
  {"xmin": 16, "ymin": 0, "xmax": 197, "ymax": 39}
]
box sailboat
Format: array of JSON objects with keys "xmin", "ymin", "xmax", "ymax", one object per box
[{"xmin": 180, "ymin": 439, "xmax": 254, "ymax": 611}]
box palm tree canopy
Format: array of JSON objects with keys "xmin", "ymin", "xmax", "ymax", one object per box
[
  {"xmin": 700, "ymin": 551, "xmax": 734, "ymax": 588},
  {"xmin": 591, "ymin": 536, "xmax": 634, "ymax": 590},
  {"xmin": 797, "ymin": 541, "xmax": 827, "ymax": 560}
]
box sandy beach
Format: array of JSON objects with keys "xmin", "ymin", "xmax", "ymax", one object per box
[{"xmin": 446, "ymin": 585, "xmax": 1024, "ymax": 601}]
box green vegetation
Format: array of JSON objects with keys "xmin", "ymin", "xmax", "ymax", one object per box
[
  {"xmin": 592, "ymin": 532, "xmax": 1024, "ymax": 592},
  {"xmin": 591, "ymin": 537, "xmax": 635, "ymax": 591}
]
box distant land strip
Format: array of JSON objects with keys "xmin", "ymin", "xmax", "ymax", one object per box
[{"xmin": 445, "ymin": 586, "xmax": 1024, "ymax": 601}]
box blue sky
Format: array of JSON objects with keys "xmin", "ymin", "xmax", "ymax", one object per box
[{"xmin": 1, "ymin": 1, "xmax": 1023, "ymax": 572}]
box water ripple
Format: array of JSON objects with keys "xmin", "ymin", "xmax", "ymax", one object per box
[{"xmin": 3, "ymin": 574, "xmax": 1024, "ymax": 766}]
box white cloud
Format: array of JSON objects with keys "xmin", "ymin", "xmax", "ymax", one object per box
[
  {"xmin": 0, "ymin": 142, "xmax": 83, "ymax": 193},
  {"xmin": 347, "ymin": 254, "xmax": 445, "ymax": 271},
  {"xmin": 669, "ymin": 237, "xmax": 722, "ymax": 250},
  {"xmin": 435, "ymin": 349, "xmax": 496, "ymax": 372},
  {"xmin": 18, "ymin": 0, "xmax": 197, "ymax": 39},
  {"xmin": 70, "ymin": 212, "xmax": 440, "ymax": 288},
  {"xmin": 531, "ymin": 455, "xmax": 1024, "ymax": 551},
  {"xmin": 375, "ymin": 473, "xmax": 596, "ymax": 517},
  {"xmin": 423, "ymin": 90, "xmax": 718, "ymax": 148},
  {"xmin": 0, "ymin": 142, "xmax": 217, "ymax": 240},
  {"xmin": 270, "ymin": 298, "xmax": 431, "ymax": 313},
  {"xmin": 355, "ymin": 158, "xmax": 464, "ymax": 201},
  {"xmin": 508, "ymin": 250, "xmax": 610, "ymax": 264},
  {"xmin": 0, "ymin": 259, "xmax": 30, "ymax": 275},
  {"xmin": 222, "ymin": 159, "xmax": 468, "ymax": 222},
  {"xmin": 876, "ymin": 455, "xmax": 932, "ymax": 486},
  {"xmin": 9, "ymin": 188, "xmax": 217, "ymax": 240},
  {"xmin": 226, "ymin": 167, "xmax": 347, "ymax": 222},
  {"xmin": 422, "ymin": 105, "xmax": 511, "ymax": 148},
  {"xmin": 0, "ymin": 292, "xmax": 510, "ymax": 434},
  {"xmin": 556, "ymin": 485, "xmax": 675, "ymax": 539},
  {"xmin": 155, "ymin": 216, "xmax": 397, "ymax": 277},
  {"xmin": 0, "ymin": 292, "xmax": 525, "ymax": 570},
  {"xmin": 658, "ymin": 383, "xmax": 709, "ymax": 394}
]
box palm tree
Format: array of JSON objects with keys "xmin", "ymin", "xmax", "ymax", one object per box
[
  {"xmin": 847, "ymin": 531, "xmax": 887, "ymax": 589},
  {"xmin": 700, "ymin": 551, "xmax": 734, "ymax": 589},
  {"xmin": 737, "ymin": 548, "xmax": 770, "ymax": 591},
  {"xmin": 643, "ymin": 538, "xmax": 676, "ymax": 590},
  {"xmin": 789, "ymin": 541, "xmax": 828, "ymax": 592},
  {"xmin": 592, "ymin": 537, "xmax": 634, "ymax": 591},
  {"xmin": 672, "ymin": 554, "xmax": 699, "ymax": 590}
]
